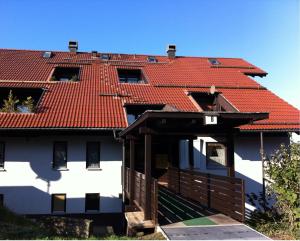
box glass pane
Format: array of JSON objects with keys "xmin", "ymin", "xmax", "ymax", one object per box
[
  {"xmin": 54, "ymin": 142, "xmax": 67, "ymax": 168},
  {"xmin": 86, "ymin": 193, "xmax": 99, "ymax": 211},
  {"xmin": 87, "ymin": 142, "xmax": 100, "ymax": 168},
  {"xmin": 52, "ymin": 194, "xmax": 65, "ymax": 212}
]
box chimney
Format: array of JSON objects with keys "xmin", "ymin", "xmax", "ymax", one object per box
[
  {"xmin": 68, "ymin": 41, "xmax": 78, "ymax": 53},
  {"xmin": 166, "ymin": 44, "xmax": 176, "ymax": 59}
]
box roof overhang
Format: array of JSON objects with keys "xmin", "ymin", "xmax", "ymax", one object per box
[{"xmin": 119, "ymin": 111, "xmax": 269, "ymax": 138}]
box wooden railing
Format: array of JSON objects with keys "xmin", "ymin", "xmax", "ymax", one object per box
[
  {"xmin": 124, "ymin": 167, "xmax": 158, "ymax": 224},
  {"xmin": 168, "ymin": 167, "xmax": 245, "ymax": 222}
]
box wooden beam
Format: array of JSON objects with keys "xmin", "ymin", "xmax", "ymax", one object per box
[
  {"xmin": 188, "ymin": 138, "xmax": 194, "ymax": 169},
  {"xmin": 126, "ymin": 135, "xmax": 139, "ymax": 141},
  {"xmin": 144, "ymin": 134, "xmax": 152, "ymax": 220},
  {"xmin": 129, "ymin": 139, "xmax": 135, "ymax": 205},
  {"xmin": 227, "ymin": 132, "xmax": 235, "ymax": 177},
  {"xmin": 139, "ymin": 127, "xmax": 157, "ymax": 135}
]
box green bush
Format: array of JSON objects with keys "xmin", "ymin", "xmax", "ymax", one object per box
[
  {"xmin": 247, "ymin": 142, "xmax": 300, "ymax": 239},
  {"xmin": 265, "ymin": 142, "xmax": 300, "ymax": 233}
]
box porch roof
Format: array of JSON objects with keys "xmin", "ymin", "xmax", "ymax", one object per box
[{"xmin": 119, "ymin": 111, "xmax": 269, "ymax": 137}]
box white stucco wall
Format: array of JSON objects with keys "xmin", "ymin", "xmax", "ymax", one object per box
[
  {"xmin": 0, "ymin": 135, "xmax": 122, "ymax": 215},
  {"xmin": 234, "ymin": 134, "xmax": 289, "ymax": 212},
  {"xmin": 179, "ymin": 137, "xmax": 227, "ymax": 176}
]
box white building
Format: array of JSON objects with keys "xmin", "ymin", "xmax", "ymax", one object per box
[{"xmin": 0, "ymin": 45, "xmax": 299, "ymax": 227}]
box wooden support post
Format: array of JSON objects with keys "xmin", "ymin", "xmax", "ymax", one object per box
[
  {"xmin": 144, "ymin": 134, "xmax": 152, "ymax": 220},
  {"xmin": 129, "ymin": 139, "xmax": 135, "ymax": 206},
  {"xmin": 188, "ymin": 138, "xmax": 194, "ymax": 170},
  {"xmin": 227, "ymin": 132, "xmax": 235, "ymax": 177}
]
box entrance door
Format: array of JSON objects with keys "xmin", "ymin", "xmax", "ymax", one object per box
[{"xmin": 153, "ymin": 140, "xmax": 179, "ymax": 185}]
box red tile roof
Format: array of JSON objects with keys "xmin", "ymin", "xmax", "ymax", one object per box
[{"xmin": 0, "ymin": 48, "xmax": 299, "ymax": 131}]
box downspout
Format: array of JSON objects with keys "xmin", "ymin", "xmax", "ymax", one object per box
[{"xmin": 260, "ymin": 131, "xmax": 266, "ymax": 203}]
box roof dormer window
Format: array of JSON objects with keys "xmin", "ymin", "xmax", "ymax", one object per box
[
  {"xmin": 208, "ymin": 58, "xmax": 220, "ymax": 65},
  {"xmin": 0, "ymin": 87, "xmax": 44, "ymax": 113},
  {"xmin": 117, "ymin": 69, "xmax": 146, "ymax": 84},
  {"xmin": 51, "ymin": 67, "xmax": 80, "ymax": 82},
  {"xmin": 100, "ymin": 54, "xmax": 110, "ymax": 60},
  {"xmin": 189, "ymin": 92, "xmax": 238, "ymax": 112},
  {"xmin": 43, "ymin": 51, "xmax": 52, "ymax": 59},
  {"xmin": 147, "ymin": 56, "xmax": 157, "ymax": 63},
  {"xmin": 125, "ymin": 104, "xmax": 165, "ymax": 124}
]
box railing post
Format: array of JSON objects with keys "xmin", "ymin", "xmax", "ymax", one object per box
[
  {"xmin": 129, "ymin": 139, "xmax": 135, "ymax": 206},
  {"xmin": 144, "ymin": 134, "xmax": 152, "ymax": 220},
  {"xmin": 241, "ymin": 179, "xmax": 245, "ymax": 222},
  {"xmin": 207, "ymin": 173, "xmax": 211, "ymax": 208}
]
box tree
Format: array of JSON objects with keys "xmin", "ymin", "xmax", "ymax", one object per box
[
  {"xmin": 21, "ymin": 96, "xmax": 35, "ymax": 113},
  {"xmin": 1, "ymin": 90, "xmax": 19, "ymax": 113},
  {"xmin": 265, "ymin": 142, "xmax": 300, "ymax": 232}
]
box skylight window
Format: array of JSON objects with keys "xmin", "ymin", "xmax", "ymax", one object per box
[
  {"xmin": 51, "ymin": 67, "xmax": 80, "ymax": 82},
  {"xmin": 147, "ymin": 56, "xmax": 157, "ymax": 63},
  {"xmin": 208, "ymin": 58, "xmax": 221, "ymax": 65},
  {"xmin": 117, "ymin": 69, "xmax": 146, "ymax": 84},
  {"xmin": 43, "ymin": 51, "xmax": 52, "ymax": 59},
  {"xmin": 100, "ymin": 54, "xmax": 110, "ymax": 60}
]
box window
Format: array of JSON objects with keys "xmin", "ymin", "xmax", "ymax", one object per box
[
  {"xmin": 0, "ymin": 142, "xmax": 4, "ymax": 169},
  {"xmin": 208, "ymin": 58, "xmax": 220, "ymax": 65},
  {"xmin": 42, "ymin": 51, "xmax": 52, "ymax": 58},
  {"xmin": 206, "ymin": 143, "xmax": 227, "ymax": 169},
  {"xmin": 53, "ymin": 142, "xmax": 67, "ymax": 169},
  {"xmin": 189, "ymin": 92, "xmax": 237, "ymax": 112},
  {"xmin": 85, "ymin": 193, "xmax": 100, "ymax": 212},
  {"xmin": 100, "ymin": 54, "xmax": 110, "ymax": 60},
  {"xmin": 147, "ymin": 56, "xmax": 157, "ymax": 63},
  {"xmin": 51, "ymin": 67, "xmax": 80, "ymax": 82},
  {"xmin": 51, "ymin": 194, "xmax": 66, "ymax": 213},
  {"xmin": 190, "ymin": 92, "xmax": 217, "ymax": 111},
  {"xmin": 86, "ymin": 142, "xmax": 100, "ymax": 169},
  {"xmin": 0, "ymin": 87, "xmax": 44, "ymax": 113},
  {"xmin": 117, "ymin": 69, "xmax": 146, "ymax": 84},
  {"xmin": 125, "ymin": 104, "xmax": 165, "ymax": 124}
]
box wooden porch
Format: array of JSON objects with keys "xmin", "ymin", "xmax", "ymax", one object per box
[{"xmin": 119, "ymin": 111, "xmax": 268, "ymax": 232}]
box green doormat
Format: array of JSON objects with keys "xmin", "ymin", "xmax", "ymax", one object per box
[{"xmin": 183, "ymin": 217, "xmax": 216, "ymax": 226}]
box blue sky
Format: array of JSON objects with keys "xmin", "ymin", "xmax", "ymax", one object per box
[{"xmin": 0, "ymin": 0, "xmax": 299, "ymax": 108}]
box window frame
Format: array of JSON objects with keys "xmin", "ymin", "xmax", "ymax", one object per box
[
  {"xmin": 50, "ymin": 67, "xmax": 80, "ymax": 82},
  {"xmin": 0, "ymin": 142, "xmax": 5, "ymax": 169},
  {"xmin": 85, "ymin": 193, "xmax": 100, "ymax": 212},
  {"xmin": 208, "ymin": 58, "xmax": 221, "ymax": 65},
  {"xmin": 52, "ymin": 142, "xmax": 68, "ymax": 170},
  {"xmin": 117, "ymin": 68, "xmax": 147, "ymax": 84},
  {"xmin": 86, "ymin": 142, "xmax": 101, "ymax": 169},
  {"xmin": 51, "ymin": 193, "xmax": 66, "ymax": 213},
  {"xmin": 206, "ymin": 142, "xmax": 227, "ymax": 169}
]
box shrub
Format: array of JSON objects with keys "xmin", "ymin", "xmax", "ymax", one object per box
[
  {"xmin": 265, "ymin": 142, "xmax": 300, "ymax": 233},
  {"xmin": 1, "ymin": 90, "xmax": 19, "ymax": 113}
]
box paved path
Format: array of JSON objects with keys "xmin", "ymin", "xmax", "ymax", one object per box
[
  {"xmin": 159, "ymin": 187, "xmax": 270, "ymax": 240},
  {"xmin": 161, "ymin": 224, "xmax": 270, "ymax": 240}
]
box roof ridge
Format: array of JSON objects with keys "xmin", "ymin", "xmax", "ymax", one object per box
[{"xmin": 0, "ymin": 48, "xmax": 245, "ymax": 60}]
